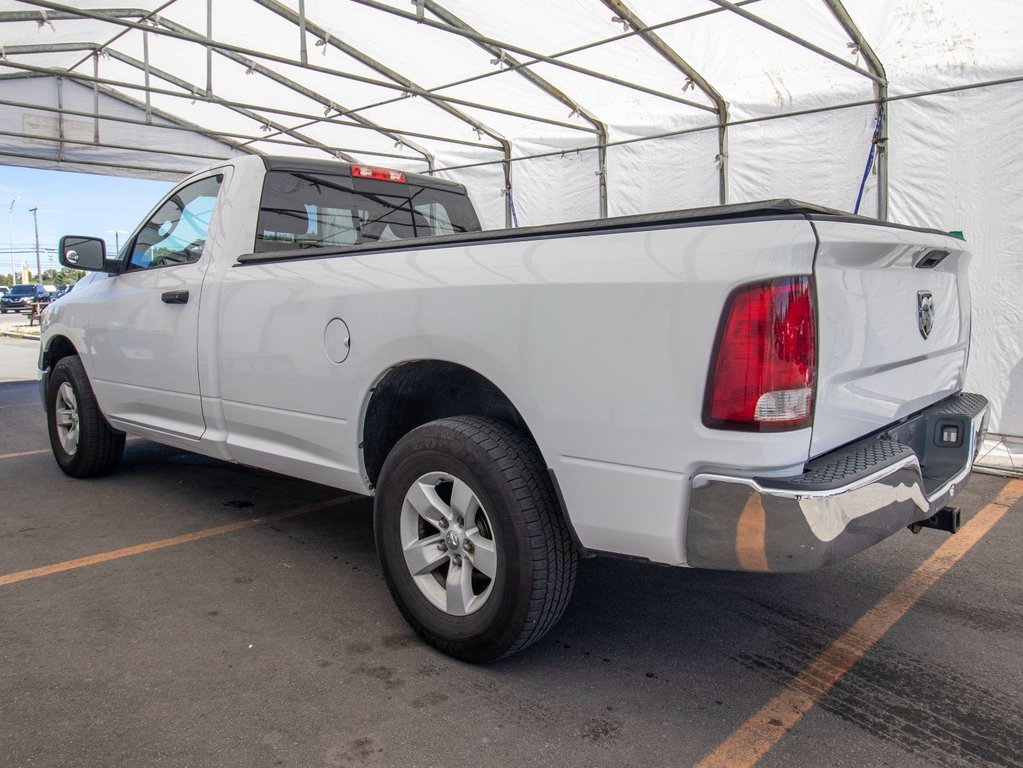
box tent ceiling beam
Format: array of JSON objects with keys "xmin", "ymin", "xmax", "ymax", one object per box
[
  {"xmin": 96, "ymin": 75, "xmax": 252, "ymax": 158},
  {"xmin": 311, "ymin": 1, "xmax": 765, "ymax": 136},
  {"xmin": 822, "ymin": 0, "xmax": 888, "ymax": 220},
  {"xmin": 349, "ymin": 0, "xmax": 716, "ymax": 113},
  {"xmin": 707, "ymin": 0, "xmax": 883, "ymax": 85},
  {"xmin": 149, "ymin": 15, "xmax": 434, "ymax": 169},
  {"xmin": 598, "ymin": 0, "xmax": 729, "ymax": 205},
  {"xmin": 0, "ymin": 72, "xmax": 256, "ymax": 178},
  {"xmin": 0, "ymin": 43, "xmax": 323, "ymax": 156},
  {"xmin": 0, "ymin": 46, "xmax": 499, "ymax": 152},
  {"xmin": 431, "ymin": 74, "xmax": 1023, "ymax": 179},
  {"xmin": 249, "ymin": 0, "xmax": 514, "ymax": 224},
  {"xmin": 422, "ymin": 0, "xmax": 608, "ymax": 219},
  {"xmin": 0, "ymin": 95, "xmax": 420, "ymax": 160},
  {"xmin": 0, "ymin": 58, "xmax": 359, "ymax": 162},
  {"xmin": 13, "ymin": 2, "xmax": 599, "ymax": 136},
  {"xmin": 0, "ymin": 127, "xmax": 232, "ymax": 163},
  {"xmin": 0, "ymin": 147, "xmax": 202, "ymax": 177},
  {"xmin": 104, "ymin": 47, "xmax": 360, "ymax": 162}
]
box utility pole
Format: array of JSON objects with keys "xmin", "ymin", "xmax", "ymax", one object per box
[
  {"xmin": 106, "ymin": 229, "xmax": 126, "ymax": 252},
  {"xmin": 29, "ymin": 207, "xmax": 41, "ymax": 283},
  {"xmin": 7, "ymin": 195, "xmax": 17, "ymax": 285}
]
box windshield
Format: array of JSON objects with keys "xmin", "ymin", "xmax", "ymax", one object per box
[{"xmin": 9, "ymin": 285, "xmax": 36, "ymax": 296}]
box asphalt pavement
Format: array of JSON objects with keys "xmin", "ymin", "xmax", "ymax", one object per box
[
  {"xmin": 0, "ymin": 364, "xmax": 1020, "ymax": 768},
  {"xmin": 0, "ymin": 330, "xmax": 40, "ymax": 382}
]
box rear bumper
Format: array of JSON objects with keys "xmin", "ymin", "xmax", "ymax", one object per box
[{"xmin": 685, "ymin": 392, "xmax": 989, "ymax": 572}]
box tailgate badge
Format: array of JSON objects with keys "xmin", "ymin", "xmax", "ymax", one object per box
[{"xmin": 917, "ymin": 291, "xmax": 935, "ymax": 339}]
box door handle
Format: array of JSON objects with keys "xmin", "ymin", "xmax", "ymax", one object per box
[{"xmin": 161, "ymin": 290, "xmax": 189, "ymax": 304}]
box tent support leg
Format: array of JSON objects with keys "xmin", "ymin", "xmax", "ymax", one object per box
[
  {"xmin": 822, "ymin": 0, "xmax": 888, "ymax": 220},
  {"xmin": 599, "ymin": 0, "xmax": 728, "ymax": 207},
  {"xmin": 206, "ymin": 0, "xmax": 213, "ymax": 93},
  {"xmin": 297, "ymin": 0, "xmax": 308, "ymax": 64},
  {"xmin": 142, "ymin": 29, "xmax": 152, "ymax": 123},
  {"xmin": 92, "ymin": 52, "xmax": 99, "ymax": 141},
  {"xmin": 56, "ymin": 75, "xmax": 65, "ymax": 160},
  {"xmin": 598, "ymin": 138, "xmax": 608, "ymax": 218},
  {"xmin": 718, "ymin": 116, "xmax": 728, "ymax": 205},
  {"xmin": 503, "ymin": 156, "xmax": 513, "ymax": 228},
  {"xmin": 876, "ymin": 86, "xmax": 888, "ymax": 220}
]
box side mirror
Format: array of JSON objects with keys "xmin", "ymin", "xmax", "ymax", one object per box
[{"xmin": 59, "ymin": 236, "xmax": 111, "ymax": 272}]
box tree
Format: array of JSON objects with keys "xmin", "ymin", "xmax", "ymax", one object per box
[{"xmin": 41, "ymin": 268, "xmax": 86, "ymax": 286}]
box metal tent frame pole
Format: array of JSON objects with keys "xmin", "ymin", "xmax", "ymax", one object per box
[
  {"xmin": 349, "ymin": 0, "xmax": 717, "ymax": 113},
  {"xmin": 706, "ymin": 0, "xmax": 883, "ymax": 84},
  {"xmin": 823, "ymin": 0, "xmax": 889, "ymax": 220},
  {"xmin": 0, "ymin": 57, "xmax": 492, "ymax": 160},
  {"xmin": 249, "ymin": 0, "xmax": 515, "ymax": 224},
  {"xmin": 152, "ymin": 16, "xmax": 435, "ymax": 170},
  {"xmin": 599, "ymin": 0, "xmax": 729, "ymax": 205},
  {"xmin": 0, "ymin": 58, "xmax": 359, "ymax": 162},
  {"xmin": 294, "ymin": 2, "xmax": 765, "ymax": 132},
  {"xmin": 0, "ymin": 92, "xmax": 436, "ymax": 159},
  {"xmin": 423, "ymin": 0, "xmax": 610, "ymax": 219},
  {"xmin": 9, "ymin": 4, "xmax": 607, "ymax": 134}
]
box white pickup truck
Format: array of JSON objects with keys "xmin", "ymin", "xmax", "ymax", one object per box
[{"xmin": 41, "ymin": 155, "xmax": 988, "ymax": 661}]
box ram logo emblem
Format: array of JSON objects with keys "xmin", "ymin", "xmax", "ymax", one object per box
[{"xmin": 917, "ymin": 291, "xmax": 935, "ymax": 340}]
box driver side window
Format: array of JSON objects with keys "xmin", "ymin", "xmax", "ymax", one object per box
[{"xmin": 128, "ymin": 175, "xmax": 223, "ymax": 271}]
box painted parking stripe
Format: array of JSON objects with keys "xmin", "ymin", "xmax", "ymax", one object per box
[
  {"xmin": 0, "ymin": 447, "xmax": 50, "ymax": 460},
  {"xmin": 0, "ymin": 495, "xmax": 360, "ymax": 588},
  {"xmin": 698, "ymin": 477, "xmax": 1023, "ymax": 768},
  {"xmin": 0, "ymin": 437, "xmax": 141, "ymax": 461}
]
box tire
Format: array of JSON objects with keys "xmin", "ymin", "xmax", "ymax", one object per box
[
  {"xmin": 374, "ymin": 416, "xmax": 577, "ymax": 662},
  {"xmin": 46, "ymin": 355, "xmax": 125, "ymax": 478}
]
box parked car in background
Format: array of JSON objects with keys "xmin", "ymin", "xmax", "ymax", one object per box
[
  {"xmin": 53, "ymin": 283, "xmax": 75, "ymax": 300},
  {"xmin": 0, "ymin": 286, "xmax": 9, "ymax": 295},
  {"xmin": 43, "ymin": 284, "xmax": 58, "ymax": 297},
  {"xmin": 1, "ymin": 283, "xmax": 49, "ymax": 313}
]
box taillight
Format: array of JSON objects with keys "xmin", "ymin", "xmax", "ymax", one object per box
[
  {"xmin": 703, "ymin": 276, "xmax": 816, "ymax": 432},
  {"xmin": 350, "ymin": 164, "xmax": 406, "ymax": 183}
]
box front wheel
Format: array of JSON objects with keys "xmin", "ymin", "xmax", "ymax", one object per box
[
  {"xmin": 374, "ymin": 416, "xmax": 577, "ymax": 662},
  {"xmin": 46, "ymin": 355, "xmax": 125, "ymax": 478}
]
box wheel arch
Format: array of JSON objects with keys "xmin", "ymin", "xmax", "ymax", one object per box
[
  {"xmin": 361, "ymin": 360, "xmax": 542, "ymax": 489},
  {"xmin": 41, "ymin": 333, "xmax": 80, "ymax": 371}
]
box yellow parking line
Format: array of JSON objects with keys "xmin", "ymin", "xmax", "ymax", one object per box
[
  {"xmin": 0, "ymin": 447, "xmax": 50, "ymax": 460},
  {"xmin": 0, "ymin": 437, "xmax": 141, "ymax": 461},
  {"xmin": 0, "ymin": 495, "xmax": 358, "ymax": 588},
  {"xmin": 698, "ymin": 478, "xmax": 1023, "ymax": 768}
]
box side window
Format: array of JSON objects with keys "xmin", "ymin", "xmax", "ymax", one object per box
[{"xmin": 128, "ymin": 175, "xmax": 223, "ymax": 271}]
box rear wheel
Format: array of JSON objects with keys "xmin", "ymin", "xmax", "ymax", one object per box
[
  {"xmin": 374, "ymin": 416, "xmax": 577, "ymax": 662},
  {"xmin": 46, "ymin": 355, "xmax": 125, "ymax": 478}
]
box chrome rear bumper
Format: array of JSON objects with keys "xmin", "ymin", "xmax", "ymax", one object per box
[{"xmin": 685, "ymin": 393, "xmax": 989, "ymax": 572}]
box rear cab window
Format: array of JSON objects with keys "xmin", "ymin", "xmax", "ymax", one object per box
[{"xmin": 254, "ymin": 165, "xmax": 481, "ymax": 253}]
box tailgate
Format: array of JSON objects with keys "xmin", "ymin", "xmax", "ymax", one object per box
[{"xmin": 810, "ymin": 219, "xmax": 971, "ymax": 458}]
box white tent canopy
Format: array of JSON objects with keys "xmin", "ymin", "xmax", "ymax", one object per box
[{"xmin": 1, "ymin": 0, "xmax": 1021, "ymax": 447}]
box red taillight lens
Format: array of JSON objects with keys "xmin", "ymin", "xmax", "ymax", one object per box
[
  {"xmin": 703, "ymin": 276, "xmax": 816, "ymax": 432},
  {"xmin": 350, "ymin": 164, "xmax": 406, "ymax": 183}
]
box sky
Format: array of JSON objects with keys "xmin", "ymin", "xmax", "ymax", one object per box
[{"xmin": 0, "ymin": 165, "xmax": 172, "ymax": 280}]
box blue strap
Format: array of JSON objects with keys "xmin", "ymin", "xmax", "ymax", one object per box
[
  {"xmin": 854, "ymin": 108, "xmax": 884, "ymax": 215},
  {"xmin": 508, "ymin": 191, "xmax": 520, "ymax": 228}
]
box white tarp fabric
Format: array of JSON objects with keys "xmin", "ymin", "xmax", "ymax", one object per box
[{"xmin": 0, "ymin": 0, "xmax": 1020, "ymax": 441}]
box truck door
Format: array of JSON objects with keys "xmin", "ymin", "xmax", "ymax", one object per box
[{"xmin": 88, "ymin": 173, "xmax": 224, "ymax": 440}]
